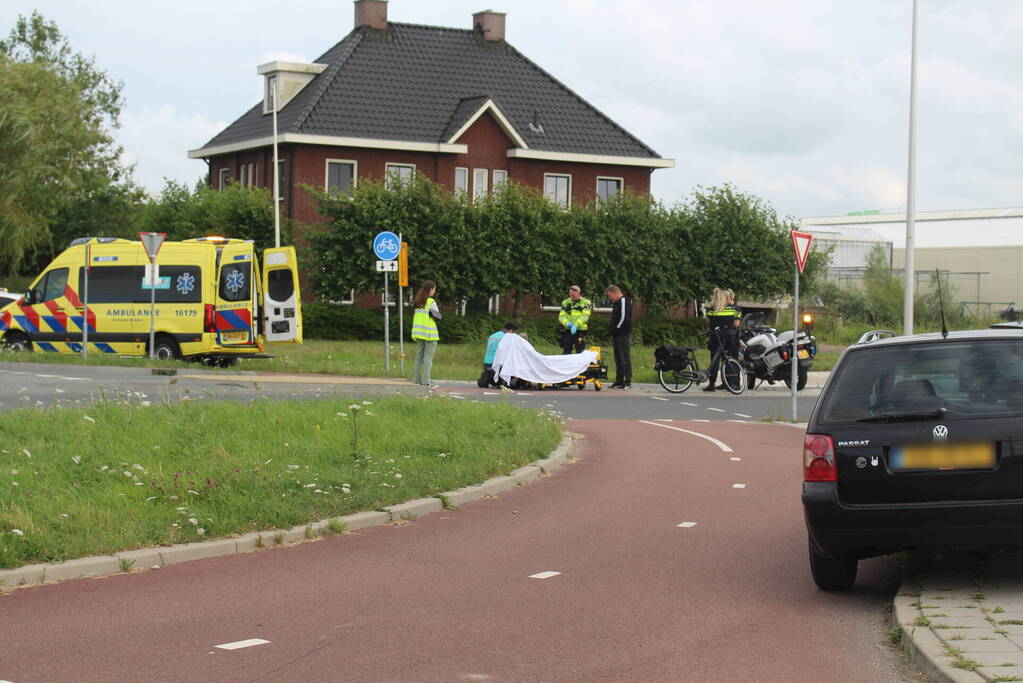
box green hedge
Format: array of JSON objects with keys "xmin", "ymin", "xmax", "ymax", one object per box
[{"xmin": 303, "ymin": 302, "xmax": 706, "ymax": 347}]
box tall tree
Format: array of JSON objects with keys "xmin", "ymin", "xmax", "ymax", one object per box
[{"xmin": 0, "ymin": 12, "xmax": 141, "ymax": 276}]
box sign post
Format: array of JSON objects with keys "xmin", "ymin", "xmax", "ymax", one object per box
[
  {"xmin": 82, "ymin": 243, "xmax": 91, "ymax": 358},
  {"xmin": 790, "ymin": 230, "xmax": 814, "ymax": 422},
  {"xmin": 398, "ymin": 239, "xmax": 408, "ymax": 373},
  {"xmin": 373, "ymin": 231, "xmax": 401, "ymax": 371},
  {"xmin": 139, "ymin": 232, "xmax": 167, "ymax": 360}
]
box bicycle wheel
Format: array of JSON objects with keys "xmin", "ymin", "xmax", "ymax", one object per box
[
  {"xmin": 722, "ymin": 358, "xmax": 746, "ymax": 395},
  {"xmin": 658, "ymin": 359, "xmax": 698, "ymax": 393}
]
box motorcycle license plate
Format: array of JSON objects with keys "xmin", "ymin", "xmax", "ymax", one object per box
[
  {"xmin": 891, "ymin": 442, "xmax": 995, "ymax": 471},
  {"xmin": 798, "ymin": 349, "xmax": 810, "ymax": 359}
]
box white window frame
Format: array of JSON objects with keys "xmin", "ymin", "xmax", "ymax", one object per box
[
  {"xmin": 473, "ymin": 168, "xmax": 489, "ymax": 200},
  {"xmin": 493, "ymin": 169, "xmax": 508, "ymax": 188},
  {"xmin": 596, "ymin": 176, "xmax": 624, "ymax": 202},
  {"xmin": 543, "ymin": 173, "xmax": 572, "ymax": 209},
  {"xmin": 488, "ymin": 293, "xmax": 501, "ymax": 314},
  {"xmin": 324, "ymin": 158, "xmax": 358, "ymax": 195},
  {"xmin": 385, "ymin": 163, "xmax": 416, "ymax": 190},
  {"xmin": 239, "ymin": 164, "xmax": 248, "ymax": 188},
  {"xmin": 218, "ymin": 167, "xmax": 230, "ymax": 191},
  {"xmin": 454, "ymin": 167, "xmax": 469, "ymax": 196},
  {"xmin": 264, "ymin": 75, "xmax": 277, "ymax": 114},
  {"xmin": 276, "ymin": 159, "xmax": 285, "ymax": 202}
]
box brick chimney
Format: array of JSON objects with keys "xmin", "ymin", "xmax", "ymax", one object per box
[
  {"xmin": 355, "ymin": 0, "xmax": 388, "ymax": 30},
  {"xmin": 473, "ymin": 10, "xmax": 506, "ymax": 41}
]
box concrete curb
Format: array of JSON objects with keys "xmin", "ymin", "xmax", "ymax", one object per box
[
  {"xmin": 0, "ymin": 432, "xmax": 579, "ymax": 590},
  {"xmin": 892, "ymin": 577, "xmax": 986, "ymax": 683}
]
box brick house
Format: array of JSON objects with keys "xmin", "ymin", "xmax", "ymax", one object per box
[{"xmin": 188, "ymin": 0, "xmax": 674, "ymax": 230}]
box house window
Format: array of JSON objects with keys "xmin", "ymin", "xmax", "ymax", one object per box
[
  {"xmin": 597, "ymin": 177, "xmax": 623, "ymax": 202},
  {"xmin": 544, "ymin": 174, "xmax": 571, "ymax": 208},
  {"xmin": 218, "ymin": 168, "xmax": 230, "ymax": 191},
  {"xmin": 454, "ymin": 167, "xmax": 468, "ymax": 196},
  {"xmin": 385, "ymin": 163, "xmax": 415, "ymax": 189},
  {"xmin": 473, "ymin": 169, "xmax": 488, "ymax": 200},
  {"xmin": 276, "ymin": 159, "xmax": 285, "ymax": 202},
  {"xmin": 326, "ymin": 160, "xmax": 357, "ymax": 195},
  {"xmin": 265, "ymin": 75, "xmax": 278, "ymax": 113},
  {"xmin": 493, "ymin": 170, "xmax": 508, "ymax": 188},
  {"xmin": 239, "ymin": 163, "xmax": 257, "ymax": 188}
]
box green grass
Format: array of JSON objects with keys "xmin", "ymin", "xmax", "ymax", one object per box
[
  {"xmin": 0, "ymin": 395, "xmax": 561, "ymax": 569},
  {"xmin": 2, "ymin": 338, "xmax": 842, "ymax": 381}
]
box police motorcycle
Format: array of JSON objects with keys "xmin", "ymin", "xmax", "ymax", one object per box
[{"xmin": 738, "ymin": 312, "xmax": 816, "ymax": 391}]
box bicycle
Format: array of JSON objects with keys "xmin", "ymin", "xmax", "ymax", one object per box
[{"xmin": 654, "ymin": 329, "xmax": 745, "ymax": 394}]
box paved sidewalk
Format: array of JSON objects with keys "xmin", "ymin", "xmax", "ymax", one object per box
[{"xmin": 895, "ymin": 550, "xmax": 1023, "ymax": 682}]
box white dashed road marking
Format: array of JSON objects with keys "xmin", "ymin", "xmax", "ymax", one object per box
[
  {"xmin": 680, "ymin": 402, "xmax": 697, "ymax": 406},
  {"xmin": 692, "ymin": 419, "xmax": 709, "ymax": 422},
  {"xmin": 676, "ymin": 522, "xmax": 698, "ymax": 528},
  {"xmin": 652, "ymin": 418, "xmax": 673, "ymax": 422},
  {"xmin": 734, "ymin": 413, "xmax": 752, "ymax": 418},
  {"xmin": 214, "ymin": 638, "xmax": 270, "ymax": 650},
  {"xmin": 730, "ymin": 457, "xmax": 742, "ymax": 461},
  {"xmin": 648, "ymin": 396, "xmax": 669, "ymax": 401},
  {"xmin": 36, "ymin": 374, "xmax": 58, "ymax": 378},
  {"xmin": 516, "ymin": 392, "xmax": 535, "ymax": 396},
  {"xmin": 707, "ymin": 407, "xmax": 726, "ymax": 413},
  {"xmin": 732, "ymin": 483, "xmax": 747, "ymax": 489},
  {"xmin": 727, "ymin": 419, "xmax": 747, "ymax": 423},
  {"xmin": 529, "ymin": 571, "xmax": 561, "ymax": 579},
  {"xmin": 483, "ymin": 391, "xmax": 500, "ymax": 395},
  {"xmin": 638, "ymin": 420, "xmax": 733, "ymax": 452}
]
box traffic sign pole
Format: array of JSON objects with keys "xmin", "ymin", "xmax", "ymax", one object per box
[
  {"xmin": 398, "ymin": 236, "xmax": 405, "ymax": 373},
  {"xmin": 789, "ymin": 230, "xmax": 814, "ymax": 422},
  {"xmin": 384, "ymin": 271, "xmax": 390, "ymax": 371},
  {"xmin": 139, "ymin": 232, "xmax": 166, "ymax": 360},
  {"xmin": 373, "ymin": 231, "xmax": 400, "ymax": 373}
]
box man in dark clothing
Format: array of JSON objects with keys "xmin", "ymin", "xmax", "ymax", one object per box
[{"xmin": 606, "ymin": 285, "xmax": 632, "ymax": 389}]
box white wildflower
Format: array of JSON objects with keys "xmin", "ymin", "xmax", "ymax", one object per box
[
  {"xmin": 21, "ymin": 449, "xmax": 30, "ymax": 458},
  {"xmin": 177, "ymin": 507, "xmax": 188, "ymax": 513},
  {"xmin": 188, "ymin": 489, "xmax": 198, "ymax": 495},
  {"xmin": 100, "ymin": 465, "xmax": 109, "ymax": 472},
  {"xmin": 135, "ymin": 482, "xmax": 144, "ymax": 486},
  {"xmin": 188, "ymin": 517, "xmax": 198, "ymax": 525},
  {"xmin": 140, "ymin": 401, "xmax": 151, "ymax": 407},
  {"xmin": 10, "ymin": 469, "xmax": 18, "ymax": 475},
  {"xmin": 288, "ymin": 465, "xmax": 300, "ymax": 470},
  {"xmin": 365, "ymin": 411, "xmax": 374, "ymax": 416},
  {"xmin": 341, "ymin": 487, "xmax": 351, "ymax": 494},
  {"xmin": 169, "ymin": 495, "xmax": 178, "ymax": 500},
  {"xmin": 59, "ymin": 513, "xmax": 69, "ymax": 518},
  {"xmin": 394, "ymin": 473, "xmax": 403, "ymax": 479},
  {"xmin": 361, "ymin": 400, "xmax": 373, "ymax": 406},
  {"xmin": 83, "ymin": 415, "xmax": 95, "ymax": 423},
  {"xmin": 11, "ymin": 529, "xmax": 24, "ymax": 536},
  {"xmin": 133, "ymin": 464, "xmax": 145, "ymax": 471},
  {"xmin": 172, "ymin": 522, "xmax": 180, "ymax": 528},
  {"xmin": 349, "ymin": 404, "xmax": 362, "ymax": 413},
  {"xmin": 11, "ymin": 482, "xmax": 18, "ymax": 486},
  {"xmin": 71, "ymin": 455, "xmax": 81, "ymax": 465},
  {"xmin": 123, "ymin": 471, "xmax": 133, "ymax": 478},
  {"xmin": 196, "ymin": 528, "xmax": 206, "ymax": 536},
  {"xmin": 314, "ymin": 489, "xmax": 324, "ymax": 494},
  {"xmin": 145, "ymin": 497, "xmax": 157, "ymax": 502}
]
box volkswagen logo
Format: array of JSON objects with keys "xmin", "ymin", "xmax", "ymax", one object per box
[{"xmin": 932, "ymin": 424, "xmax": 949, "ymax": 440}]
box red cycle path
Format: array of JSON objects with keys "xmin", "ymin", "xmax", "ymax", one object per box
[{"xmin": 0, "ymin": 421, "xmax": 917, "ymax": 682}]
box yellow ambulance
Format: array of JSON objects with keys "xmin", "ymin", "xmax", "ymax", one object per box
[{"xmin": 0, "ymin": 236, "xmax": 302, "ymax": 364}]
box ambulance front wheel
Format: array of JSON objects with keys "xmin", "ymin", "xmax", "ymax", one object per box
[{"xmin": 151, "ymin": 336, "xmax": 180, "ymax": 361}]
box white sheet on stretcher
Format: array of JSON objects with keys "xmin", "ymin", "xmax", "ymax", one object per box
[{"xmin": 492, "ymin": 332, "xmax": 598, "ymax": 385}]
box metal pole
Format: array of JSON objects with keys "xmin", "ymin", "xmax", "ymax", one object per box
[
  {"xmin": 398, "ymin": 232, "xmax": 404, "ymax": 373},
  {"xmin": 792, "ymin": 262, "xmax": 800, "ymax": 423},
  {"xmin": 272, "ymin": 76, "xmax": 281, "ymax": 249},
  {"xmin": 903, "ymin": 0, "xmax": 919, "ymax": 336},
  {"xmin": 384, "ymin": 271, "xmax": 391, "ymax": 371},
  {"xmin": 82, "ymin": 243, "xmax": 89, "ymax": 358},
  {"xmin": 149, "ymin": 261, "xmax": 157, "ymax": 360}
]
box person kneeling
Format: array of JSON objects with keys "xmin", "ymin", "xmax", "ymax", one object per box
[{"xmin": 478, "ymin": 321, "xmax": 519, "ymax": 387}]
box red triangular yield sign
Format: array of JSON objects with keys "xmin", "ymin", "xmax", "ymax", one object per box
[
  {"xmin": 139, "ymin": 232, "xmax": 166, "ymax": 262},
  {"xmin": 791, "ymin": 230, "xmax": 814, "ymax": 275}
]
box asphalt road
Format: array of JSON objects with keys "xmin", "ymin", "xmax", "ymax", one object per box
[{"xmin": 0, "ymin": 412, "xmax": 924, "ymax": 681}]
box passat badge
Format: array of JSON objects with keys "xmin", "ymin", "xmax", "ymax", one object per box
[{"xmin": 932, "ymin": 424, "xmax": 949, "ymax": 441}]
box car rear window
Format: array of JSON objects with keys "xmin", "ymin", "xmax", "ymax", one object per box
[{"xmin": 819, "ymin": 339, "xmax": 1023, "ymax": 423}]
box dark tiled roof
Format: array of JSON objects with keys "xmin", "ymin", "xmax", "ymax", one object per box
[{"xmin": 199, "ymin": 23, "xmax": 662, "ymax": 159}]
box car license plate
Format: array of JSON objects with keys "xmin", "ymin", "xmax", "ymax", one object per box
[
  {"xmin": 221, "ymin": 331, "xmax": 248, "ymax": 344},
  {"xmin": 891, "ymin": 442, "xmax": 995, "ymax": 471},
  {"xmin": 798, "ymin": 349, "xmax": 810, "ymax": 359}
]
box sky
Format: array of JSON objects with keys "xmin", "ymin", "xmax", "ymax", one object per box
[{"xmin": 4, "ymin": 0, "xmax": 1022, "ymax": 227}]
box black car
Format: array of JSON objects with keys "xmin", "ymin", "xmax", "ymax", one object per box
[{"xmin": 802, "ymin": 329, "xmax": 1023, "ymax": 590}]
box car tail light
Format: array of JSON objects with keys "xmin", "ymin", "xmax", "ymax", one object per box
[
  {"xmin": 804, "ymin": 434, "xmax": 836, "ymax": 481},
  {"xmin": 204, "ymin": 304, "xmax": 216, "ymax": 333}
]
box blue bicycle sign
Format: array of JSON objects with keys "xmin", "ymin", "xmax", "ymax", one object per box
[{"xmin": 373, "ymin": 231, "xmax": 401, "ymax": 261}]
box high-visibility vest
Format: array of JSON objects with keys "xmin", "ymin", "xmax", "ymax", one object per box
[
  {"xmin": 412, "ymin": 297, "xmax": 440, "ymax": 341},
  {"xmin": 558, "ymin": 297, "xmax": 592, "ymax": 330},
  {"xmin": 708, "ymin": 306, "xmax": 739, "ymax": 329}
]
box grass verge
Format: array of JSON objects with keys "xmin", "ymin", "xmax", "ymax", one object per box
[{"xmin": 0, "ymin": 395, "xmax": 561, "ymax": 569}]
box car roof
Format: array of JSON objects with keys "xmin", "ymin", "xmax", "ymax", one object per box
[{"xmin": 849, "ymin": 328, "xmax": 1023, "ymax": 351}]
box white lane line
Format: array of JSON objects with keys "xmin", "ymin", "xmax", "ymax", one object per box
[
  {"xmin": 638, "ymin": 420, "xmax": 733, "ymax": 453},
  {"xmin": 707, "ymin": 407, "xmax": 726, "ymax": 413},
  {"xmin": 730, "ymin": 457, "xmax": 742, "ymax": 462},
  {"xmin": 516, "ymin": 392, "xmax": 535, "ymax": 396},
  {"xmin": 483, "ymin": 391, "xmax": 500, "ymax": 395},
  {"xmin": 727, "ymin": 419, "xmax": 747, "ymax": 423},
  {"xmin": 734, "ymin": 413, "xmax": 752, "ymax": 418},
  {"xmin": 529, "ymin": 571, "xmax": 561, "ymax": 579},
  {"xmin": 648, "ymin": 396, "xmax": 670, "ymax": 401},
  {"xmin": 36, "ymin": 374, "xmax": 58, "ymax": 378},
  {"xmin": 680, "ymin": 402, "xmax": 697, "ymax": 407},
  {"xmin": 676, "ymin": 522, "xmax": 698, "ymax": 528},
  {"xmin": 732, "ymin": 483, "xmax": 747, "ymax": 489},
  {"xmin": 652, "ymin": 418, "xmax": 673, "ymax": 422},
  {"xmin": 59, "ymin": 376, "xmax": 89, "ymax": 381},
  {"xmin": 692, "ymin": 419, "xmax": 710, "ymax": 423},
  {"xmin": 214, "ymin": 638, "xmax": 270, "ymax": 650}
]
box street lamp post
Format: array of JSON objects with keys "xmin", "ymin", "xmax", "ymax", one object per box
[{"xmin": 903, "ymin": 0, "xmax": 919, "ymax": 336}]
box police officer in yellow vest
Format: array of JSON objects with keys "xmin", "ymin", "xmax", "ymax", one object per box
[
  {"xmin": 558, "ymin": 285, "xmax": 592, "ymax": 354},
  {"xmin": 411, "ymin": 280, "xmax": 441, "ymax": 387},
  {"xmin": 704, "ymin": 287, "xmax": 741, "ymax": 392}
]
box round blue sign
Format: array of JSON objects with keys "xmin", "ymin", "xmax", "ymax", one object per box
[{"xmin": 373, "ymin": 231, "xmax": 401, "ymax": 261}]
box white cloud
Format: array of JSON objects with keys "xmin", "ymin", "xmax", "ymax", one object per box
[{"xmin": 118, "ymin": 106, "xmax": 225, "ymax": 195}]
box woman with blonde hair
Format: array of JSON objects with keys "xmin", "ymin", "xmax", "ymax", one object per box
[
  {"xmin": 704, "ymin": 287, "xmax": 740, "ymax": 392},
  {"xmin": 411, "ymin": 280, "xmax": 441, "ymax": 387}
]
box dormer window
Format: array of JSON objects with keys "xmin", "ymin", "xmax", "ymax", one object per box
[{"xmin": 265, "ymin": 75, "xmax": 278, "ymax": 113}]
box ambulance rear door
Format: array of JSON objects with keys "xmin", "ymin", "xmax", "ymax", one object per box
[
  {"xmin": 260, "ymin": 246, "xmax": 302, "ymax": 344},
  {"xmin": 213, "ymin": 242, "xmax": 257, "ymax": 347}
]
